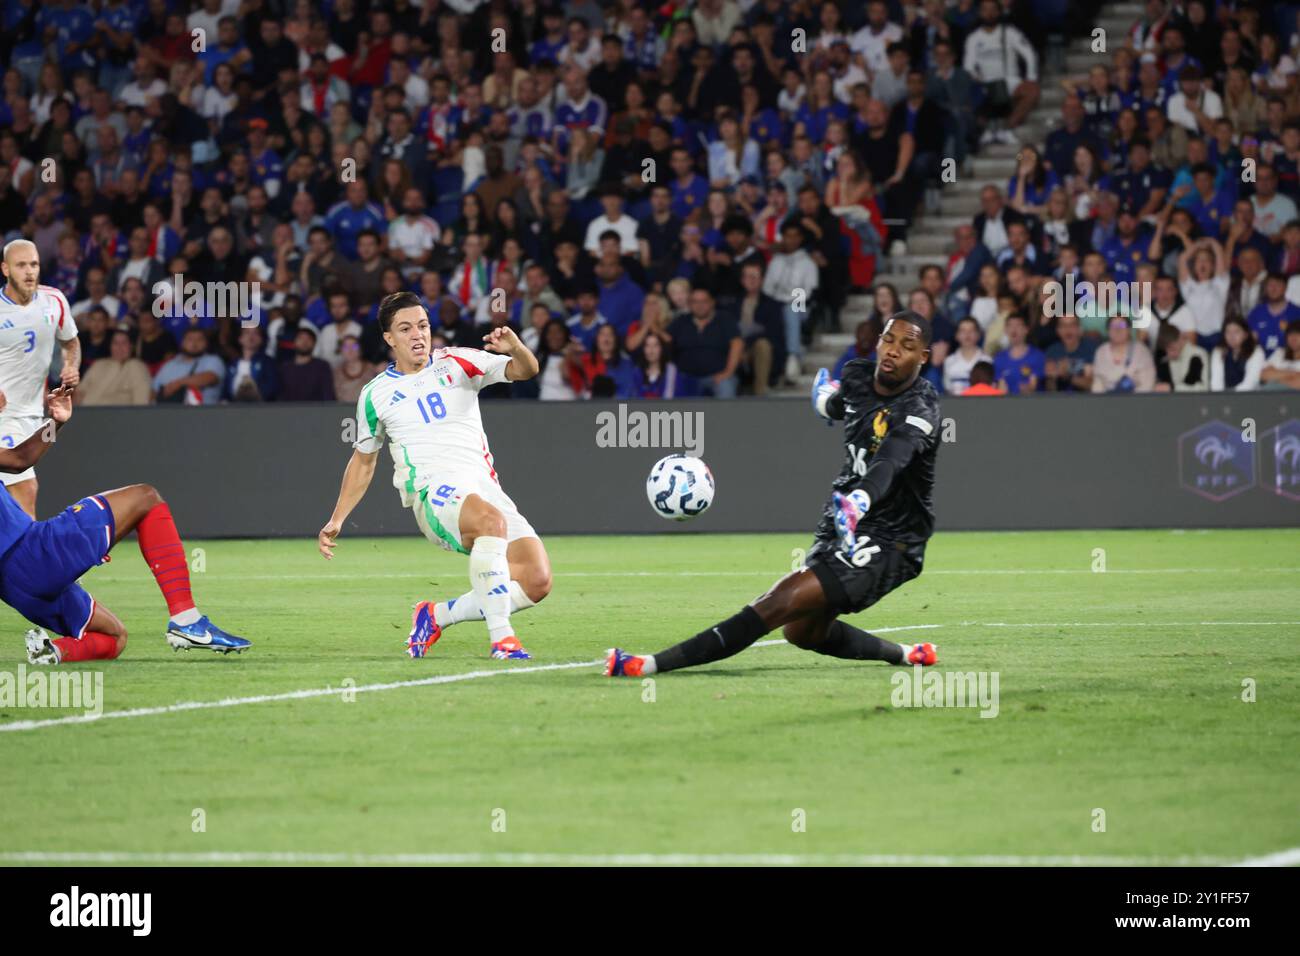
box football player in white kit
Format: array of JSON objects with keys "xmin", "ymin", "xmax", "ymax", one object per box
[
  {"xmin": 0, "ymin": 239, "xmax": 81, "ymax": 517},
  {"xmin": 318, "ymin": 290, "xmax": 550, "ymax": 660}
]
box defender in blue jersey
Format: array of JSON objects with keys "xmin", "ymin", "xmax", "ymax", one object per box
[{"xmin": 0, "ymin": 387, "xmax": 250, "ymax": 665}]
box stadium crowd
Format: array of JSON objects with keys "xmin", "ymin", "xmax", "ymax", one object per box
[{"xmin": 2, "ymin": 0, "xmax": 1300, "ymax": 404}]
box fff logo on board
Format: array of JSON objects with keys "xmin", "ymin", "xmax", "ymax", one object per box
[{"xmin": 1178, "ymin": 419, "xmax": 1300, "ymax": 501}]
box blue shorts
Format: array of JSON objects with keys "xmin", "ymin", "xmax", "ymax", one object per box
[{"xmin": 0, "ymin": 495, "xmax": 115, "ymax": 637}]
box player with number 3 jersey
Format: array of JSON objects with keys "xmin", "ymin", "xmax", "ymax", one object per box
[
  {"xmin": 319, "ymin": 291, "xmax": 552, "ymax": 661},
  {"xmin": 0, "ymin": 239, "xmax": 82, "ymax": 517}
]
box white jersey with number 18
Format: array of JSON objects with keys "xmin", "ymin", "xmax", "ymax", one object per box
[
  {"xmin": 354, "ymin": 347, "xmax": 512, "ymax": 507},
  {"xmin": 0, "ymin": 284, "xmax": 78, "ymax": 418}
]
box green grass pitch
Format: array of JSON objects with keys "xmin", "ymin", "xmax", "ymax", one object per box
[{"xmin": 1, "ymin": 529, "xmax": 1297, "ymax": 866}]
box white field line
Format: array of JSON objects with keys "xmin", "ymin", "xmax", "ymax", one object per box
[
  {"xmin": 82, "ymin": 568, "xmax": 1300, "ymax": 582},
  {"xmin": 0, "ymin": 849, "xmax": 1293, "ymax": 867},
  {"xmin": 0, "ymin": 659, "xmax": 598, "ymax": 733},
  {"xmin": 0, "ymin": 624, "xmax": 932, "ymax": 734},
  {"xmin": 2, "ymin": 619, "xmax": 1294, "ymax": 735},
  {"xmin": 1231, "ymin": 847, "xmax": 1300, "ymax": 867}
]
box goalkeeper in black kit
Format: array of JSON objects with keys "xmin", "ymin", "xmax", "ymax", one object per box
[{"xmin": 605, "ymin": 310, "xmax": 942, "ymax": 678}]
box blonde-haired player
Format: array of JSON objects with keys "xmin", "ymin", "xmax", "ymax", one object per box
[
  {"xmin": 0, "ymin": 239, "xmax": 81, "ymax": 516},
  {"xmin": 318, "ymin": 290, "xmax": 551, "ymax": 659}
]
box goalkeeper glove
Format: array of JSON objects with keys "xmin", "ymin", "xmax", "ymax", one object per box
[{"xmin": 811, "ymin": 367, "xmax": 840, "ymax": 425}]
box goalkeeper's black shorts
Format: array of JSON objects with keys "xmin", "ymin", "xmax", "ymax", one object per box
[{"xmin": 804, "ymin": 536, "xmax": 924, "ymax": 617}]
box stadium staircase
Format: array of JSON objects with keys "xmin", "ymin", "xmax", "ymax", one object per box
[{"xmin": 778, "ymin": 1, "xmax": 1144, "ymax": 395}]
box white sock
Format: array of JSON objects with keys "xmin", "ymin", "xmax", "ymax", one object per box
[
  {"xmin": 172, "ymin": 607, "xmax": 201, "ymax": 626},
  {"xmin": 898, "ymin": 644, "xmax": 913, "ymax": 664},
  {"xmin": 468, "ymin": 536, "xmax": 513, "ymax": 642},
  {"xmin": 435, "ymin": 581, "xmax": 536, "ymax": 627},
  {"xmin": 641, "ymin": 654, "xmax": 658, "ymax": 674}
]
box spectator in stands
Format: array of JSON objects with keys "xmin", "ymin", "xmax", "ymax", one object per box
[
  {"xmin": 1177, "ymin": 233, "xmax": 1231, "ymax": 348},
  {"xmin": 851, "ymin": 99, "xmax": 911, "ymax": 250},
  {"xmin": 339, "ymin": 229, "xmax": 396, "ymax": 309},
  {"xmin": 993, "ymin": 313, "xmax": 1045, "ymax": 394},
  {"xmin": 763, "ymin": 222, "xmax": 819, "ymax": 385},
  {"xmin": 1261, "ymin": 321, "xmax": 1300, "ymax": 390},
  {"xmin": 315, "ymin": 290, "xmax": 363, "ymax": 368},
  {"xmin": 1062, "ymin": 143, "xmax": 1105, "ymax": 222},
  {"xmin": 964, "ymin": 0, "xmax": 1040, "ymax": 145},
  {"xmin": 1251, "ymin": 164, "xmax": 1299, "ymax": 240},
  {"xmin": 736, "ymin": 260, "xmax": 780, "ymax": 396},
  {"xmin": 962, "ymin": 360, "xmax": 1006, "ymax": 395},
  {"xmin": 533, "ymin": 319, "xmax": 583, "ymax": 401},
  {"xmin": 77, "ymin": 307, "xmax": 114, "ymax": 372},
  {"xmin": 974, "ymin": 185, "xmax": 1022, "ymax": 259},
  {"xmin": 442, "ymin": 192, "xmax": 489, "ymax": 253},
  {"xmin": 72, "ymin": 267, "xmax": 121, "ymax": 321},
  {"xmin": 1045, "ymin": 313, "xmax": 1096, "ymax": 393},
  {"xmin": 1229, "ymin": 248, "xmax": 1270, "ymax": 325},
  {"xmin": 595, "ymin": 257, "xmax": 645, "ymax": 338},
  {"xmin": 944, "ymin": 223, "xmax": 993, "ymax": 321},
  {"xmin": 566, "ymin": 282, "xmax": 608, "ymax": 351},
  {"xmin": 1007, "ymin": 145, "xmax": 1057, "ymax": 218},
  {"xmin": 872, "ymin": 43, "xmax": 911, "ymax": 110},
  {"xmin": 447, "ymin": 231, "xmax": 494, "ymax": 314},
  {"xmin": 668, "ymin": 284, "xmax": 742, "ymax": 399},
  {"xmin": 277, "ymin": 325, "xmax": 335, "ymax": 401},
  {"xmin": 78, "ymin": 329, "xmax": 153, "ymax": 406},
  {"xmin": 520, "ymin": 263, "xmax": 564, "ymax": 326},
  {"xmin": 707, "ymin": 112, "xmax": 760, "ymax": 190},
  {"xmin": 630, "ymin": 331, "xmax": 680, "ymax": 399},
  {"xmin": 565, "ymin": 126, "xmax": 605, "ymax": 202},
  {"xmin": 331, "ymin": 335, "xmax": 374, "ymax": 404},
  {"xmin": 1167, "ymin": 65, "xmax": 1222, "ymax": 134},
  {"xmin": 578, "ymin": 324, "xmax": 635, "ymax": 398},
  {"xmin": 1154, "ymin": 322, "xmax": 1210, "ymax": 392},
  {"xmin": 826, "ymin": 317, "xmax": 876, "ymax": 382},
  {"xmin": 386, "ymin": 188, "xmax": 440, "ymax": 282},
  {"xmin": 584, "ymin": 185, "xmax": 639, "ymax": 257},
  {"xmin": 222, "ymin": 325, "xmax": 278, "ymax": 402},
  {"xmin": 925, "ymin": 39, "xmax": 977, "ymax": 164},
  {"xmin": 1091, "ymin": 315, "xmax": 1156, "ymax": 393},
  {"xmin": 154, "ymin": 327, "xmax": 225, "ymax": 404},
  {"xmin": 1210, "ymin": 315, "xmax": 1265, "ymax": 391},
  {"xmin": 940, "ymin": 315, "xmax": 988, "ymax": 396},
  {"xmin": 997, "ymin": 220, "xmax": 1040, "ymax": 274}
]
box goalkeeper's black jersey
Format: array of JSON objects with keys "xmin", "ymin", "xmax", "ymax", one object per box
[{"xmin": 819, "ymin": 359, "xmax": 941, "ymax": 549}]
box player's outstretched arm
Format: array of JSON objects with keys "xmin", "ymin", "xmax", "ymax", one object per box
[
  {"xmin": 319, "ymin": 448, "xmax": 379, "ymax": 559},
  {"xmin": 484, "ymin": 326, "xmax": 540, "ymax": 381},
  {"xmin": 0, "ymin": 386, "xmax": 71, "ymax": 473}
]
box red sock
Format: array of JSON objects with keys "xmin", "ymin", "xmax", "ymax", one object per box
[
  {"xmin": 53, "ymin": 632, "xmax": 120, "ymax": 662},
  {"xmin": 137, "ymin": 502, "xmax": 196, "ymax": 618}
]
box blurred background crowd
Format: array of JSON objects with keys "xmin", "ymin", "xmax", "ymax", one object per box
[{"xmin": 3, "ymin": 0, "xmax": 1300, "ymax": 405}]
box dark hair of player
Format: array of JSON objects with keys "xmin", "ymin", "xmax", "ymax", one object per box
[
  {"xmin": 377, "ymin": 290, "xmax": 423, "ymax": 333},
  {"xmin": 884, "ymin": 309, "xmax": 932, "ymax": 346}
]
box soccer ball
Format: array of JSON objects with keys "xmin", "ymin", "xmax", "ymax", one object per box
[{"xmin": 646, "ymin": 454, "xmax": 715, "ymax": 521}]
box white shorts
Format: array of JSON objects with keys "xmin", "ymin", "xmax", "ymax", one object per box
[
  {"xmin": 0, "ymin": 413, "xmax": 42, "ymax": 485},
  {"xmin": 410, "ymin": 473, "xmax": 537, "ymax": 555}
]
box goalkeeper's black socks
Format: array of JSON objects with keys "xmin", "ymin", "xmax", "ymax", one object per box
[
  {"xmin": 810, "ymin": 620, "xmax": 905, "ymax": 664},
  {"xmin": 649, "ymin": 606, "xmax": 769, "ymax": 673}
]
